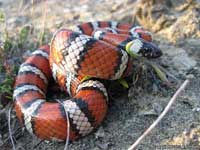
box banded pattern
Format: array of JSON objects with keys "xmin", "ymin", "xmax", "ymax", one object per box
[
  {"xmin": 74, "ymin": 21, "xmax": 152, "ymax": 41},
  {"xmin": 13, "ymin": 21, "xmax": 162, "ymax": 141},
  {"xmin": 18, "ymin": 64, "xmax": 48, "ymax": 84},
  {"xmin": 92, "ymin": 28, "xmax": 162, "ymax": 58},
  {"xmin": 76, "ymin": 80, "xmax": 108, "ymax": 101},
  {"xmin": 51, "ymin": 29, "xmax": 130, "ymax": 80},
  {"xmin": 14, "ymin": 45, "xmax": 108, "ymax": 141}
]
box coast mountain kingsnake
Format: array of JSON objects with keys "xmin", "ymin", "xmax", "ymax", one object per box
[{"xmin": 13, "ymin": 21, "xmax": 162, "ymax": 141}]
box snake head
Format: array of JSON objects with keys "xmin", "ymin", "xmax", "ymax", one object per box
[{"xmin": 126, "ymin": 38, "xmax": 162, "ymax": 58}]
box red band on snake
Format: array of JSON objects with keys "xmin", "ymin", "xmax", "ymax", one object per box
[{"xmin": 13, "ymin": 21, "xmax": 162, "ymax": 141}]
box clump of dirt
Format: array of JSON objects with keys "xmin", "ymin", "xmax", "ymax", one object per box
[
  {"xmin": 134, "ymin": 0, "xmax": 200, "ymax": 43},
  {"xmin": 0, "ymin": 0, "xmax": 200, "ymax": 150}
]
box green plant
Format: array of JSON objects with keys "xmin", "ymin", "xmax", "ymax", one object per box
[
  {"xmin": 38, "ymin": 29, "xmax": 45, "ymax": 46},
  {"xmin": 3, "ymin": 38, "xmax": 12, "ymax": 51},
  {"xmin": 0, "ymin": 10, "xmax": 5, "ymax": 23},
  {"xmin": 0, "ymin": 10, "xmax": 13, "ymax": 52},
  {"xmin": 18, "ymin": 25, "xmax": 30, "ymax": 48},
  {"xmin": 0, "ymin": 75, "xmax": 14, "ymax": 99}
]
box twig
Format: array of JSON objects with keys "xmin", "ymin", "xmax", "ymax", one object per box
[
  {"xmin": 128, "ymin": 79, "xmax": 190, "ymax": 150},
  {"xmin": 8, "ymin": 104, "xmax": 16, "ymax": 150},
  {"xmin": 39, "ymin": 0, "xmax": 47, "ymax": 46},
  {"xmin": 55, "ymin": 100, "xmax": 70, "ymax": 150}
]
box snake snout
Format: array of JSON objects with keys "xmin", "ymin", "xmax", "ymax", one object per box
[{"xmin": 141, "ymin": 40, "xmax": 162, "ymax": 58}]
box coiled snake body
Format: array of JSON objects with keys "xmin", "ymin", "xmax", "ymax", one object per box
[{"xmin": 13, "ymin": 21, "xmax": 162, "ymax": 141}]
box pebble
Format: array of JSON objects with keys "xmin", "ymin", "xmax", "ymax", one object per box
[
  {"xmin": 162, "ymin": 47, "xmax": 197, "ymax": 71},
  {"xmin": 7, "ymin": 16, "xmax": 28, "ymax": 28},
  {"xmin": 95, "ymin": 127, "xmax": 105, "ymax": 139},
  {"xmin": 96, "ymin": 142, "xmax": 110, "ymax": 150},
  {"xmin": 186, "ymin": 74, "xmax": 194, "ymax": 79},
  {"xmin": 192, "ymin": 107, "xmax": 200, "ymax": 112},
  {"xmin": 153, "ymin": 102, "xmax": 163, "ymax": 114},
  {"xmin": 22, "ymin": 50, "xmax": 32, "ymax": 60}
]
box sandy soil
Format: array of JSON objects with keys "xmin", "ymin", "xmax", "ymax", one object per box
[{"xmin": 0, "ymin": 0, "xmax": 200, "ymax": 150}]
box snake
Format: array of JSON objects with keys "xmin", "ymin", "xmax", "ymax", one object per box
[{"xmin": 13, "ymin": 21, "xmax": 162, "ymax": 141}]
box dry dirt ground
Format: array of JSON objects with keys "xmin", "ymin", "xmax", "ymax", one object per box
[{"xmin": 0, "ymin": 0, "xmax": 200, "ymax": 150}]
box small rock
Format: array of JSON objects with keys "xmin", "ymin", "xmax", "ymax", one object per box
[
  {"xmin": 192, "ymin": 107, "xmax": 200, "ymax": 112},
  {"xmin": 55, "ymin": 20, "xmax": 64, "ymax": 28},
  {"xmin": 173, "ymin": 51, "xmax": 197, "ymax": 71},
  {"xmin": 95, "ymin": 127, "xmax": 105, "ymax": 139},
  {"xmin": 183, "ymin": 128, "xmax": 191, "ymax": 146},
  {"xmin": 96, "ymin": 142, "xmax": 110, "ymax": 150},
  {"xmin": 7, "ymin": 16, "xmax": 28, "ymax": 28},
  {"xmin": 138, "ymin": 102, "xmax": 163, "ymax": 116},
  {"xmin": 186, "ymin": 74, "xmax": 194, "ymax": 79},
  {"xmin": 153, "ymin": 102, "xmax": 163, "ymax": 114},
  {"xmin": 22, "ymin": 50, "xmax": 32, "ymax": 60},
  {"xmin": 139, "ymin": 108, "xmax": 157, "ymax": 116},
  {"xmin": 152, "ymin": 83, "xmax": 159, "ymax": 94},
  {"xmin": 15, "ymin": 143, "xmax": 26, "ymax": 150},
  {"xmin": 162, "ymin": 46, "xmax": 197, "ymax": 71}
]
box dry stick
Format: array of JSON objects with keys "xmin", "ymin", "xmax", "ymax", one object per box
[
  {"xmin": 39, "ymin": 0, "xmax": 47, "ymax": 46},
  {"xmin": 8, "ymin": 104, "xmax": 16, "ymax": 150},
  {"xmin": 128, "ymin": 79, "xmax": 190, "ymax": 150},
  {"xmin": 56, "ymin": 100, "xmax": 70, "ymax": 150}
]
